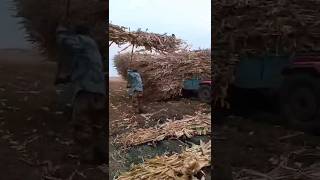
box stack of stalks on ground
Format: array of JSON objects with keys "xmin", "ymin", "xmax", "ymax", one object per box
[
  {"xmin": 213, "ymin": 0, "xmax": 320, "ymax": 106},
  {"xmin": 115, "ymin": 113, "xmax": 211, "ymax": 148},
  {"xmin": 116, "ymin": 140, "xmax": 211, "ymax": 180},
  {"xmin": 114, "ymin": 50, "xmax": 211, "ymax": 101}
]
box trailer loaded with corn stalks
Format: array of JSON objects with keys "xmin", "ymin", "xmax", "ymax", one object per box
[
  {"xmin": 213, "ymin": 0, "xmax": 320, "ymax": 106},
  {"xmin": 113, "ymin": 50, "xmax": 211, "ymax": 101}
]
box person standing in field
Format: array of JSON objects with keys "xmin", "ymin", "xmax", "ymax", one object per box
[
  {"xmin": 127, "ymin": 69, "xmax": 144, "ymax": 114},
  {"xmin": 54, "ymin": 24, "xmax": 107, "ymax": 164}
]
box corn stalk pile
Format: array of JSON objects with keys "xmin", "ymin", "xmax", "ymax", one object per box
[
  {"xmin": 12, "ymin": 0, "xmax": 107, "ymax": 60},
  {"xmin": 109, "ymin": 23, "xmax": 184, "ymax": 53},
  {"xmin": 116, "ymin": 140, "xmax": 211, "ymax": 180},
  {"xmin": 213, "ymin": 0, "xmax": 320, "ymax": 107},
  {"xmin": 114, "ymin": 50, "xmax": 211, "ymax": 101},
  {"xmin": 214, "ymin": 0, "xmax": 320, "ymax": 55},
  {"xmin": 236, "ymin": 148, "xmax": 320, "ymax": 180},
  {"xmin": 115, "ymin": 113, "xmax": 211, "ymax": 148}
]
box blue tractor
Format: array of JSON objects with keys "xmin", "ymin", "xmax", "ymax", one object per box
[
  {"xmin": 229, "ymin": 54, "xmax": 320, "ymax": 131},
  {"xmin": 182, "ymin": 77, "xmax": 212, "ymax": 103}
]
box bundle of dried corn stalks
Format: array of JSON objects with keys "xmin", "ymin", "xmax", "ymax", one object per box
[
  {"xmin": 115, "ymin": 113, "xmax": 211, "ymax": 148},
  {"xmin": 116, "ymin": 140, "xmax": 211, "ymax": 180},
  {"xmin": 114, "ymin": 50, "xmax": 211, "ymax": 101},
  {"xmin": 213, "ymin": 0, "xmax": 320, "ymax": 107},
  {"xmin": 214, "ymin": 0, "xmax": 320, "ymax": 55},
  {"xmin": 13, "ymin": 0, "xmax": 107, "ymax": 59},
  {"xmin": 109, "ymin": 23, "xmax": 184, "ymax": 53}
]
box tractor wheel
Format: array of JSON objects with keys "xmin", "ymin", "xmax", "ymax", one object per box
[
  {"xmin": 280, "ymin": 73, "xmax": 320, "ymax": 132},
  {"xmin": 181, "ymin": 88, "xmax": 193, "ymax": 98},
  {"xmin": 198, "ymin": 85, "xmax": 212, "ymax": 103}
]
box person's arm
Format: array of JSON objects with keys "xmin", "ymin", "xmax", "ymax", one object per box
[
  {"xmin": 127, "ymin": 72, "xmax": 132, "ymax": 88},
  {"xmin": 127, "ymin": 77, "xmax": 131, "ymax": 88},
  {"xmin": 55, "ymin": 31, "xmax": 84, "ymax": 85}
]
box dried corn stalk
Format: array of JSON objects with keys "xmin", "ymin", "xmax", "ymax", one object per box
[
  {"xmin": 115, "ymin": 113, "xmax": 211, "ymax": 147},
  {"xmin": 13, "ymin": 0, "xmax": 107, "ymax": 60},
  {"xmin": 214, "ymin": 0, "xmax": 320, "ymax": 55},
  {"xmin": 116, "ymin": 140, "xmax": 211, "ymax": 180},
  {"xmin": 114, "ymin": 50, "xmax": 211, "ymax": 101},
  {"xmin": 109, "ymin": 23, "xmax": 184, "ymax": 53}
]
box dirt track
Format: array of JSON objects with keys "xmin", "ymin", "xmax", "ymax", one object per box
[{"xmin": 0, "ymin": 49, "xmax": 107, "ymax": 180}]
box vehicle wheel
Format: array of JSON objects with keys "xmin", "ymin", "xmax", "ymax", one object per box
[
  {"xmin": 181, "ymin": 89, "xmax": 193, "ymax": 98},
  {"xmin": 280, "ymin": 74, "xmax": 320, "ymax": 131},
  {"xmin": 198, "ymin": 85, "xmax": 212, "ymax": 103}
]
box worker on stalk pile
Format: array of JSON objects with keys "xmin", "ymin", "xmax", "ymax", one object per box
[
  {"xmin": 127, "ymin": 69, "xmax": 144, "ymax": 114},
  {"xmin": 54, "ymin": 24, "xmax": 107, "ymax": 164}
]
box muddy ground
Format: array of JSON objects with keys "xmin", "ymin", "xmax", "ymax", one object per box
[
  {"xmin": 0, "ymin": 49, "xmax": 107, "ymax": 180},
  {"xmin": 108, "ymin": 77, "xmax": 211, "ymax": 179}
]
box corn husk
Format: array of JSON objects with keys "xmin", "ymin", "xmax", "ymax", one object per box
[
  {"xmin": 115, "ymin": 113, "xmax": 211, "ymax": 148},
  {"xmin": 109, "ymin": 23, "xmax": 184, "ymax": 53},
  {"xmin": 114, "ymin": 50, "xmax": 211, "ymax": 101},
  {"xmin": 116, "ymin": 140, "xmax": 211, "ymax": 180},
  {"xmin": 13, "ymin": 0, "xmax": 107, "ymax": 60}
]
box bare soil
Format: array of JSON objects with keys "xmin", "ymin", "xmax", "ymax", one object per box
[{"xmin": 0, "ymin": 49, "xmax": 107, "ymax": 180}]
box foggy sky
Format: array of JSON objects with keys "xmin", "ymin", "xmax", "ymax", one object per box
[{"xmin": 0, "ymin": 0, "xmax": 30, "ymax": 49}]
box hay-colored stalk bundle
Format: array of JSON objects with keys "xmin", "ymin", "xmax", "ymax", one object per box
[
  {"xmin": 213, "ymin": 0, "xmax": 320, "ymax": 106},
  {"xmin": 116, "ymin": 140, "xmax": 211, "ymax": 180},
  {"xmin": 115, "ymin": 113, "xmax": 211, "ymax": 148},
  {"xmin": 214, "ymin": 0, "xmax": 320, "ymax": 55},
  {"xmin": 109, "ymin": 23, "xmax": 184, "ymax": 53},
  {"xmin": 13, "ymin": 0, "xmax": 107, "ymax": 60},
  {"xmin": 114, "ymin": 50, "xmax": 211, "ymax": 101}
]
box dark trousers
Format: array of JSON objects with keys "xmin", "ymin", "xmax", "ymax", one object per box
[
  {"xmin": 131, "ymin": 91, "xmax": 143, "ymax": 113},
  {"xmin": 72, "ymin": 91, "xmax": 107, "ymax": 159}
]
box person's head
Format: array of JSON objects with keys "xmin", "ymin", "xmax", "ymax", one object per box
[
  {"xmin": 128, "ymin": 69, "xmax": 138, "ymax": 72},
  {"xmin": 74, "ymin": 24, "xmax": 91, "ymax": 35}
]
